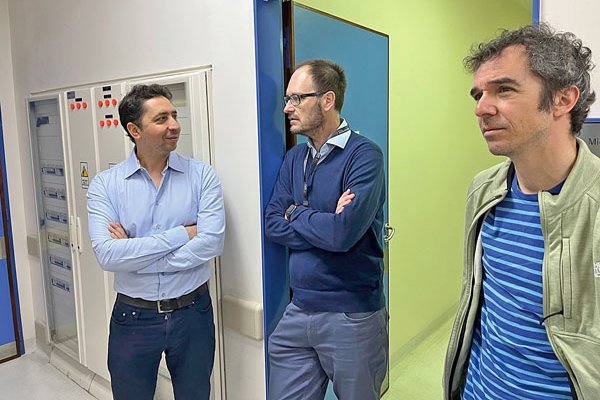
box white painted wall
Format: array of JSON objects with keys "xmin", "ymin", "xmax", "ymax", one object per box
[
  {"xmin": 0, "ymin": 0, "xmax": 38, "ymax": 352},
  {"xmin": 540, "ymin": 0, "xmax": 600, "ymax": 119},
  {"xmin": 4, "ymin": 0, "xmax": 266, "ymax": 398}
]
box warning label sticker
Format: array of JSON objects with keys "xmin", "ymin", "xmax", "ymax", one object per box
[{"xmin": 80, "ymin": 162, "xmax": 89, "ymax": 189}]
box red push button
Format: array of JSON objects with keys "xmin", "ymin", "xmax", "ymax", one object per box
[
  {"xmin": 104, "ymin": 99, "xmax": 110, "ymax": 107},
  {"xmin": 106, "ymin": 120, "xmax": 112, "ymax": 126},
  {"xmin": 70, "ymin": 103, "xmax": 75, "ymax": 110},
  {"xmin": 76, "ymin": 103, "xmax": 81, "ymax": 109},
  {"xmin": 98, "ymin": 100, "xmax": 103, "ymax": 107},
  {"xmin": 82, "ymin": 102, "xmax": 87, "ymax": 109},
  {"xmin": 99, "ymin": 120, "xmax": 105, "ymax": 127},
  {"xmin": 113, "ymin": 119, "xmax": 119, "ymax": 126},
  {"xmin": 112, "ymin": 99, "xmax": 118, "ymax": 106}
]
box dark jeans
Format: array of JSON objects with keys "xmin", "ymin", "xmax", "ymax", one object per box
[{"xmin": 108, "ymin": 290, "xmax": 215, "ymax": 400}]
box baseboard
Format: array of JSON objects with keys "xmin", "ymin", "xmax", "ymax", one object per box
[
  {"xmin": 33, "ymin": 320, "xmax": 51, "ymax": 357},
  {"xmin": 389, "ymin": 303, "xmax": 457, "ymax": 367},
  {"xmin": 49, "ymin": 346, "xmax": 94, "ymax": 391},
  {"xmin": 89, "ymin": 373, "xmax": 112, "ymax": 400},
  {"xmin": 0, "ymin": 342, "xmax": 17, "ymax": 360},
  {"xmin": 23, "ymin": 336, "xmax": 38, "ymax": 355}
]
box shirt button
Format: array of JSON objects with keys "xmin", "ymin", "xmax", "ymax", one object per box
[
  {"xmin": 155, "ymin": 224, "xmax": 161, "ymax": 230},
  {"xmin": 161, "ymin": 293, "xmax": 166, "ymax": 297}
]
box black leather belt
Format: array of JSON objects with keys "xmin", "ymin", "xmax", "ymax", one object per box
[{"xmin": 116, "ymin": 282, "xmax": 208, "ymax": 313}]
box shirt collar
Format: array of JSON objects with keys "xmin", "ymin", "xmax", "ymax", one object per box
[
  {"xmin": 167, "ymin": 152, "xmax": 185, "ymax": 173},
  {"xmin": 307, "ymin": 118, "xmax": 351, "ymax": 153},
  {"xmin": 124, "ymin": 149, "xmax": 184, "ymax": 178}
]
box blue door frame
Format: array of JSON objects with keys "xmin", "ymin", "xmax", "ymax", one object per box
[
  {"xmin": 0, "ymin": 107, "xmax": 24, "ymax": 362},
  {"xmin": 254, "ymin": 0, "xmax": 288, "ymax": 374}
]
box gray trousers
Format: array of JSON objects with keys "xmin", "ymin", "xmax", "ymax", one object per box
[{"xmin": 268, "ymin": 302, "xmax": 388, "ymax": 400}]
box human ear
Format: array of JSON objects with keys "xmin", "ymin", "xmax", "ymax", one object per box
[
  {"xmin": 127, "ymin": 122, "xmax": 141, "ymax": 140},
  {"xmin": 322, "ymin": 91, "xmax": 336, "ymax": 112},
  {"xmin": 553, "ymin": 85, "xmax": 580, "ymax": 118}
]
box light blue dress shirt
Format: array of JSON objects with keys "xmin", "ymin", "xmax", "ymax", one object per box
[
  {"xmin": 306, "ymin": 119, "xmax": 352, "ymax": 163},
  {"xmin": 87, "ymin": 150, "xmax": 225, "ymax": 300}
]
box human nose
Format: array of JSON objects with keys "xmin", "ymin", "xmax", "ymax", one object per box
[
  {"xmin": 168, "ymin": 116, "xmax": 180, "ymax": 130},
  {"xmin": 284, "ymin": 99, "xmax": 295, "ymax": 113},
  {"xmin": 474, "ymin": 93, "xmax": 497, "ymax": 117}
]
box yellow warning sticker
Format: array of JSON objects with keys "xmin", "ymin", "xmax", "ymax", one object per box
[{"xmin": 80, "ymin": 162, "xmax": 89, "ymax": 189}]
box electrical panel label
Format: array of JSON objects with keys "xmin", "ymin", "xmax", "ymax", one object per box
[{"xmin": 80, "ymin": 162, "xmax": 89, "ymax": 189}]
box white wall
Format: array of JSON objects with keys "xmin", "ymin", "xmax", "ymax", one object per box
[
  {"xmin": 5, "ymin": 0, "xmax": 265, "ymax": 398},
  {"xmin": 540, "ymin": 0, "xmax": 600, "ymax": 119}
]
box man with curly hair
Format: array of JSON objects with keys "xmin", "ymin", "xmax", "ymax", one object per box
[{"xmin": 444, "ymin": 24, "xmax": 599, "ymax": 399}]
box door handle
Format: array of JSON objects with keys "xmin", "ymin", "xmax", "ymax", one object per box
[
  {"xmin": 69, "ymin": 216, "xmax": 77, "ymax": 253},
  {"xmin": 384, "ymin": 223, "xmax": 395, "ymax": 243},
  {"xmin": 76, "ymin": 217, "xmax": 83, "ymax": 253}
]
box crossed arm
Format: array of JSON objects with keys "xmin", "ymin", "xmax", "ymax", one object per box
[
  {"xmin": 88, "ymin": 167, "xmax": 225, "ymax": 273},
  {"xmin": 265, "ymin": 146, "xmax": 383, "ymax": 252},
  {"xmin": 109, "ymin": 222, "xmax": 197, "ymax": 240},
  {"xmin": 265, "ymin": 188, "xmax": 355, "ymax": 250}
]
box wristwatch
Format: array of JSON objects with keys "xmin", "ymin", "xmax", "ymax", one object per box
[{"xmin": 285, "ymin": 204, "xmax": 298, "ymax": 221}]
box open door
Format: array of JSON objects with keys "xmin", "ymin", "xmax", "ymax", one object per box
[
  {"xmin": 283, "ymin": 3, "xmax": 391, "ymax": 397},
  {"xmin": 0, "ymin": 107, "xmax": 23, "ymax": 364}
]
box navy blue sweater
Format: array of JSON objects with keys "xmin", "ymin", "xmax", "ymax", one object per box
[{"xmin": 265, "ymin": 132, "xmax": 385, "ymax": 312}]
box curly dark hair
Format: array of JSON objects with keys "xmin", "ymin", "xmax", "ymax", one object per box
[
  {"xmin": 465, "ymin": 23, "xmax": 596, "ymax": 134},
  {"xmin": 118, "ymin": 84, "xmax": 173, "ymax": 142}
]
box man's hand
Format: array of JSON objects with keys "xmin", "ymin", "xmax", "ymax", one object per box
[
  {"xmin": 109, "ymin": 222, "xmax": 196, "ymax": 240},
  {"xmin": 185, "ymin": 224, "xmax": 197, "ymax": 240},
  {"xmin": 109, "ymin": 222, "xmax": 128, "ymax": 239},
  {"xmin": 336, "ymin": 189, "xmax": 355, "ymax": 214}
]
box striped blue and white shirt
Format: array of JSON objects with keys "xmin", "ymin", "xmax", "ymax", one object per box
[{"xmin": 462, "ymin": 175, "xmax": 572, "ymax": 399}]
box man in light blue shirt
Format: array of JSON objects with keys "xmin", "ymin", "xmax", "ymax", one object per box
[{"xmin": 87, "ymin": 84, "xmax": 225, "ymax": 400}]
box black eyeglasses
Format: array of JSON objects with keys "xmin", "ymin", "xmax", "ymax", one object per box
[{"xmin": 284, "ymin": 91, "xmax": 326, "ymax": 106}]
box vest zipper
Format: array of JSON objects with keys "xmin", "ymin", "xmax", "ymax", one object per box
[{"xmin": 445, "ymin": 191, "xmax": 505, "ymax": 399}]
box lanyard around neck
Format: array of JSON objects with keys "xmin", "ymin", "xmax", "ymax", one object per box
[{"xmin": 302, "ymin": 125, "xmax": 350, "ymax": 206}]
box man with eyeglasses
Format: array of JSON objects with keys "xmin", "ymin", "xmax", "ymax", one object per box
[{"xmin": 265, "ymin": 59, "xmax": 388, "ymax": 400}]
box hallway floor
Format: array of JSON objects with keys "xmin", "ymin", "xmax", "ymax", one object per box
[
  {"xmin": 0, "ymin": 351, "xmax": 96, "ymax": 400},
  {"xmin": 383, "ymin": 316, "xmax": 453, "ymax": 400},
  {"xmin": 0, "ymin": 318, "xmax": 453, "ymax": 400}
]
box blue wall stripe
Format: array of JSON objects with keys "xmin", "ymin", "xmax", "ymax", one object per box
[
  {"xmin": 0, "ymin": 107, "xmax": 24, "ymax": 355},
  {"xmin": 532, "ymin": 0, "xmax": 540, "ymax": 24}
]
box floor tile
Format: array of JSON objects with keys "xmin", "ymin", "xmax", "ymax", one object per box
[
  {"xmin": 383, "ymin": 317, "xmax": 453, "ymax": 400},
  {"xmin": 0, "ymin": 352, "xmax": 96, "ymax": 400}
]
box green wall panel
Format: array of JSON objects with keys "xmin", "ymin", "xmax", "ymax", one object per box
[{"xmin": 296, "ymin": 0, "xmax": 530, "ymax": 362}]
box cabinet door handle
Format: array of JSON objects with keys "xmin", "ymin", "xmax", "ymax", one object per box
[
  {"xmin": 69, "ymin": 216, "xmax": 77, "ymax": 252},
  {"xmin": 76, "ymin": 217, "xmax": 83, "ymax": 253},
  {"xmin": 384, "ymin": 223, "xmax": 395, "ymax": 243}
]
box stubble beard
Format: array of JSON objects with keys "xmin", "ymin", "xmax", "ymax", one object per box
[
  {"xmin": 486, "ymin": 126, "xmax": 548, "ymax": 160},
  {"xmin": 290, "ymin": 104, "xmax": 325, "ymax": 136}
]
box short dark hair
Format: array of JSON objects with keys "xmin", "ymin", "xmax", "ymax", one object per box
[
  {"xmin": 118, "ymin": 84, "xmax": 173, "ymax": 142},
  {"xmin": 296, "ymin": 59, "xmax": 346, "ymax": 112},
  {"xmin": 464, "ymin": 23, "xmax": 596, "ymax": 134}
]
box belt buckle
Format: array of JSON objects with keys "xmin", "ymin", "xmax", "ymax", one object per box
[{"xmin": 157, "ymin": 299, "xmax": 174, "ymax": 314}]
